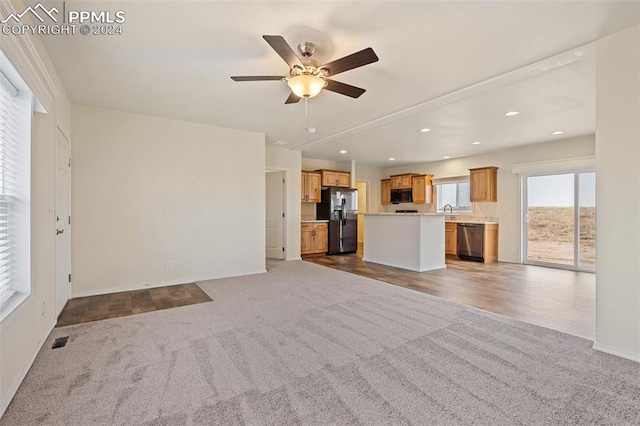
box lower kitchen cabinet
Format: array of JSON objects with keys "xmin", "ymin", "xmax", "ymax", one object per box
[
  {"xmin": 301, "ymin": 222, "xmax": 328, "ymax": 255},
  {"xmin": 483, "ymin": 224, "xmax": 499, "ymax": 263},
  {"xmin": 445, "ymin": 222, "xmax": 457, "ymax": 255}
]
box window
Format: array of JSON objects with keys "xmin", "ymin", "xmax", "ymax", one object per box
[
  {"xmin": 435, "ymin": 180, "xmax": 472, "ymax": 213},
  {"xmin": 0, "ymin": 54, "xmax": 32, "ymax": 322}
]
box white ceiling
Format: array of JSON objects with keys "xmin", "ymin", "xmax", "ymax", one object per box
[{"xmin": 35, "ymin": 1, "xmax": 640, "ymax": 167}]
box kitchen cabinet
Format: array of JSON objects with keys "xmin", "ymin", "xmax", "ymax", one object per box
[
  {"xmin": 470, "ymin": 166, "xmax": 498, "ymax": 202},
  {"xmin": 483, "ymin": 224, "xmax": 499, "ymax": 263},
  {"xmin": 412, "ymin": 174, "xmax": 434, "ymax": 204},
  {"xmin": 445, "ymin": 222, "xmax": 457, "ymax": 255},
  {"xmin": 301, "ymin": 222, "xmax": 328, "ymax": 255},
  {"xmin": 301, "ymin": 171, "xmax": 321, "ymax": 202},
  {"xmin": 389, "ymin": 173, "xmax": 418, "ymax": 189},
  {"xmin": 381, "ymin": 179, "xmax": 391, "ymax": 205},
  {"xmin": 318, "ymin": 170, "xmax": 350, "ymax": 188}
]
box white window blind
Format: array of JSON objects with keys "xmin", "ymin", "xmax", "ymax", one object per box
[
  {"xmin": 436, "ymin": 181, "xmax": 472, "ymax": 213},
  {"xmin": 0, "ymin": 74, "xmax": 19, "ymax": 306}
]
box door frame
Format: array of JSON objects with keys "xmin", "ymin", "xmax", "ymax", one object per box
[
  {"xmin": 355, "ymin": 180, "xmax": 370, "ymax": 250},
  {"xmin": 521, "ymin": 168, "xmax": 595, "ymax": 272},
  {"xmin": 265, "ymin": 168, "xmax": 287, "ymax": 260}
]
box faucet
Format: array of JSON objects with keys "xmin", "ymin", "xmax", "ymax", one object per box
[{"xmin": 443, "ymin": 204, "xmax": 453, "ymax": 214}]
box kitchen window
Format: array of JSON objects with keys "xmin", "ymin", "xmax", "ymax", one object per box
[
  {"xmin": 0, "ymin": 53, "xmax": 33, "ymax": 323},
  {"xmin": 435, "ymin": 178, "xmax": 472, "ymax": 213}
]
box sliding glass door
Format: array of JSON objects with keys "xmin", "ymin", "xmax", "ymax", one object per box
[{"xmin": 523, "ymin": 171, "xmax": 595, "ymax": 271}]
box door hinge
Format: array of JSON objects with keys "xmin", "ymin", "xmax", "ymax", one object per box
[
  {"xmin": 282, "ymin": 178, "xmax": 285, "ymax": 184},
  {"xmin": 68, "ymin": 216, "xmax": 71, "ymax": 225},
  {"xmin": 68, "ymin": 274, "xmax": 71, "ymax": 283},
  {"xmin": 68, "ymin": 158, "xmax": 71, "ymax": 167},
  {"xmin": 282, "ymin": 247, "xmax": 285, "ymax": 252},
  {"xmin": 282, "ymin": 213, "xmax": 285, "ymax": 218}
]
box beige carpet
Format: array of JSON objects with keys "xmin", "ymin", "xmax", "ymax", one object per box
[{"xmin": 2, "ymin": 260, "xmax": 639, "ymax": 425}]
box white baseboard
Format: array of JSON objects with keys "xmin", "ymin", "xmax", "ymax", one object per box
[
  {"xmin": 72, "ymin": 269, "xmax": 269, "ymax": 299},
  {"xmin": 593, "ymin": 342, "xmax": 640, "ymax": 363},
  {"xmin": 0, "ymin": 318, "xmax": 56, "ymax": 418},
  {"xmin": 72, "ymin": 279, "xmax": 190, "ymax": 298}
]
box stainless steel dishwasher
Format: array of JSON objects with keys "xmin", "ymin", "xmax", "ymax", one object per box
[{"xmin": 457, "ymin": 223, "xmax": 485, "ymax": 262}]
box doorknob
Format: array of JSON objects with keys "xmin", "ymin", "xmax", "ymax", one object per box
[{"xmin": 56, "ymin": 229, "xmax": 64, "ymax": 235}]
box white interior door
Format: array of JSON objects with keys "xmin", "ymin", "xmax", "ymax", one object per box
[
  {"xmin": 55, "ymin": 129, "xmax": 71, "ymax": 315},
  {"xmin": 265, "ymin": 171, "xmax": 285, "ymax": 259}
]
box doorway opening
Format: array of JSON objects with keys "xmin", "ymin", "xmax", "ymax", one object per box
[
  {"xmin": 523, "ymin": 170, "xmax": 595, "ymax": 271},
  {"xmin": 265, "ymin": 170, "xmax": 286, "ymax": 259},
  {"xmin": 355, "ymin": 181, "xmax": 369, "ymax": 252}
]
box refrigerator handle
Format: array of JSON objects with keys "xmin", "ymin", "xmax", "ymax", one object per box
[{"xmin": 342, "ymin": 199, "xmax": 346, "ymax": 227}]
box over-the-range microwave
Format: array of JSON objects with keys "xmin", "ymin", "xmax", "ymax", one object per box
[{"xmin": 390, "ymin": 188, "xmax": 412, "ymax": 204}]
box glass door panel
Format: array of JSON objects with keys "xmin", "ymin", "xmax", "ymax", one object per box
[
  {"xmin": 526, "ymin": 173, "xmax": 575, "ymax": 266},
  {"xmin": 578, "ymin": 172, "xmax": 596, "ymax": 269}
]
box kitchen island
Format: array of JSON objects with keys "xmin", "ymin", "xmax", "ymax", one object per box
[{"xmin": 363, "ymin": 213, "xmax": 445, "ymax": 272}]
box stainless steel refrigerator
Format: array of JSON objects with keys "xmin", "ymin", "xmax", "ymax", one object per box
[{"xmin": 316, "ymin": 188, "xmax": 358, "ymax": 255}]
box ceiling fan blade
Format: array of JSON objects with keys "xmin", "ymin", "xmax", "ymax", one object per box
[
  {"xmin": 231, "ymin": 76, "xmax": 286, "ymax": 82},
  {"xmin": 262, "ymin": 35, "xmax": 303, "ymax": 68},
  {"xmin": 324, "ymin": 79, "xmax": 366, "ymax": 98},
  {"xmin": 284, "ymin": 92, "xmax": 301, "ymax": 104},
  {"xmin": 320, "ymin": 48, "xmax": 379, "ymax": 76}
]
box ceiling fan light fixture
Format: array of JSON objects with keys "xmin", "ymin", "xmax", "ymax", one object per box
[{"xmin": 287, "ymin": 74, "xmax": 325, "ymax": 98}]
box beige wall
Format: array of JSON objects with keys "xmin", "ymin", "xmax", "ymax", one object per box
[
  {"xmin": 354, "ymin": 163, "xmax": 386, "ymax": 213},
  {"xmin": 0, "ymin": 20, "xmax": 71, "ymax": 417},
  {"xmin": 594, "ymin": 25, "xmax": 640, "ymax": 361},
  {"xmin": 266, "ymin": 146, "xmax": 302, "ymax": 260},
  {"xmin": 71, "ymin": 104, "xmax": 266, "ymax": 296},
  {"xmin": 381, "ymin": 135, "xmax": 595, "ymax": 263}
]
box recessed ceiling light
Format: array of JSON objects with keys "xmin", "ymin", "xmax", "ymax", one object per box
[
  {"xmin": 443, "ymin": 156, "xmax": 451, "ymax": 159},
  {"xmin": 472, "ymin": 141, "xmax": 481, "ymax": 145},
  {"xmin": 388, "ymin": 157, "xmax": 395, "ymax": 161},
  {"xmin": 504, "ymin": 111, "xmax": 520, "ymax": 117},
  {"xmin": 551, "ymin": 130, "xmax": 565, "ymax": 135},
  {"xmin": 339, "ymin": 150, "xmax": 347, "ymax": 154},
  {"xmin": 273, "ymin": 140, "xmax": 287, "ymax": 145},
  {"xmin": 420, "ymin": 128, "xmax": 431, "ymax": 133}
]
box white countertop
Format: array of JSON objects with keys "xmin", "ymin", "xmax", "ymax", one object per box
[
  {"xmin": 301, "ymin": 220, "xmax": 329, "ymax": 223},
  {"xmin": 364, "ymin": 213, "xmax": 444, "ymax": 216},
  {"xmin": 446, "ymin": 220, "xmax": 499, "ymax": 225}
]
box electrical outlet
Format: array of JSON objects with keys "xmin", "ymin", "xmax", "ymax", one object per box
[{"xmin": 165, "ymin": 260, "xmax": 172, "ymax": 270}]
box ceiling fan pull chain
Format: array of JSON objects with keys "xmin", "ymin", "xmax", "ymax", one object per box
[{"xmin": 304, "ymin": 98, "xmax": 316, "ymax": 133}]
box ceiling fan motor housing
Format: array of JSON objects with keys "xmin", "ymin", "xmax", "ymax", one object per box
[{"xmin": 297, "ymin": 42, "xmax": 317, "ymax": 58}]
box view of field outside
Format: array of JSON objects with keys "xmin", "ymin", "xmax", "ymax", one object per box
[{"xmin": 526, "ymin": 172, "xmax": 596, "ymax": 268}]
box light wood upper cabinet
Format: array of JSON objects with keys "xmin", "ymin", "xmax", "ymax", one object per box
[
  {"xmin": 381, "ymin": 179, "xmax": 391, "ymax": 205},
  {"xmin": 390, "ymin": 173, "xmax": 419, "ymax": 189},
  {"xmin": 318, "ymin": 170, "xmax": 350, "ymax": 188},
  {"xmin": 470, "ymin": 166, "xmax": 498, "ymax": 202},
  {"xmin": 445, "ymin": 222, "xmax": 457, "ymax": 255},
  {"xmin": 301, "ymin": 171, "xmax": 321, "ymax": 202},
  {"xmin": 301, "ymin": 222, "xmax": 328, "ymax": 255},
  {"xmin": 412, "ymin": 174, "xmax": 433, "ymax": 204}
]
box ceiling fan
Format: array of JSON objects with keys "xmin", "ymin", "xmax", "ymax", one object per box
[{"xmin": 231, "ymin": 35, "xmax": 379, "ymax": 104}]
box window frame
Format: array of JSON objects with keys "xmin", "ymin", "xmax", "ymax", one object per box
[
  {"xmin": 0, "ymin": 50, "xmax": 33, "ymax": 325},
  {"xmin": 434, "ymin": 176, "xmax": 473, "ymax": 214}
]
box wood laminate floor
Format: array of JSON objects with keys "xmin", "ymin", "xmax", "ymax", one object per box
[
  {"xmin": 56, "ymin": 283, "xmax": 212, "ymax": 327},
  {"xmin": 305, "ymin": 253, "xmax": 595, "ymax": 339}
]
